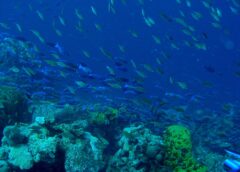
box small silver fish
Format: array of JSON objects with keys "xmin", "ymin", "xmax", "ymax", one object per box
[{"xmin": 225, "ymin": 150, "xmax": 240, "ymax": 159}]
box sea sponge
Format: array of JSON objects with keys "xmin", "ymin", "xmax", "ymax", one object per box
[{"xmin": 163, "ymin": 125, "xmax": 207, "ymax": 172}]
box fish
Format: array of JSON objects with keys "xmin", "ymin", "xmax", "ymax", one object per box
[
  {"xmin": 82, "ymin": 50, "xmax": 91, "ymax": 58},
  {"xmin": 169, "ymin": 77, "xmax": 174, "ymax": 84},
  {"xmin": 130, "ymin": 60, "xmax": 137, "ymax": 69},
  {"xmin": 22, "ymin": 67, "xmax": 36, "ymax": 76},
  {"xmin": 108, "ymin": 0, "xmax": 115, "ymax": 13},
  {"xmin": 225, "ymin": 150, "xmax": 240, "ymax": 159},
  {"xmin": 135, "ymin": 70, "xmax": 146, "ymax": 78},
  {"xmin": 75, "ymin": 81, "xmax": 87, "ymax": 88},
  {"xmin": 36, "ymin": 10, "xmax": 44, "ymax": 21},
  {"xmin": 152, "ymin": 35, "xmax": 161, "ymax": 44},
  {"xmin": 55, "ymin": 29, "xmax": 62, "ymax": 37},
  {"xmin": 46, "ymin": 42, "xmax": 63, "ymax": 53},
  {"xmin": 118, "ymin": 45, "xmax": 125, "ymax": 53},
  {"xmin": 58, "ymin": 16, "xmax": 66, "ymax": 26},
  {"xmin": 9, "ymin": 66, "xmax": 20, "ymax": 73},
  {"xmin": 106, "ymin": 66, "xmax": 115, "ymax": 75},
  {"xmin": 99, "ymin": 47, "xmax": 112, "ymax": 59},
  {"xmin": 177, "ymin": 82, "xmax": 188, "ymax": 90},
  {"xmin": 54, "ymin": 42, "xmax": 64, "ymax": 55},
  {"xmin": 15, "ymin": 23, "xmax": 22, "ymax": 32},
  {"xmin": 141, "ymin": 9, "xmax": 155, "ymax": 27},
  {"xmin": 75, "ymin": 9, "xmax": 84, "ymax": 20},
  {"xmin": 31, "ymin": 30, "xmax": 45, "ymax": 43},
  {"xmin": 78, "ymin": 63, "xmax": 92, "ymax": 74},
  {"xmin": 94, "ymin": 23, "xmax": 102, "ymax": 31},
  {"xmin": 107, "ymin": 82, "xmax": 122, "ymax": 89},
  {"xmin": 123, "ymin": 84, "xmax": 144, "ymax": 95},
  {"xmin": 143, "ymin": 64, "xmax": 154, "ymax": 72},
  {"xmin": 165, "ymin": 92, "xmax": 184, "ymax": 99},
  {"xmin": 91, "ymin": 6, "xmax": 97, "ymax": 16},
  {"xmin": 129, "ymin": 30, "xmax": 139, "ymax": 38}
]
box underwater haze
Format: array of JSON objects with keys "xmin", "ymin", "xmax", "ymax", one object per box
[{"xmin": 0, "ymin": 0, "xmax": 240, "ymax": 172}]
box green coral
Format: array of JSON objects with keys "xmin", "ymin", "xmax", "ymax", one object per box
[
  {"xmin": 91, "ymin": 112, "xmax": 108, "ymax": 125},
  {"xmin": 163, "ymin": 125, "xmax": 207, "ymax": 172},
  {"xmin": 90, "ymin": 106, "xmax": 119, "ymax": 125}
]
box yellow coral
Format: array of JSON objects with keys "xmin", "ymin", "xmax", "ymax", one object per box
[
  {"xmin": 163, "ymin": 125, "xmax": 207, "ymax": 172},
  {"xmin": 90, "ymin": 106, "xmax": 119, "ymax": 125}
]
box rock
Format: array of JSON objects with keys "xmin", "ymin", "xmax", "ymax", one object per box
[
  {"xmin": 84, "ymin": 132, "xmax": 109, "ymax": 160},
  {"xmin": 28, "ymin": 134, "xmax": 57, "ymax": 163},
  {"xmin": 35, "ymin": 116, "xmax": 46, "ymax": 125},
  {"xmin": 0, "ymin": 123, "xmax": 57, "ymax": 170},
  {"xmin": 107, "ymin": 125, "xmax": 163, "ymax": 172},
  {"xmin": 2, "ymin": 125, "xmax": 29, "ymax": 146},
  {"xmin": 8, "ymin": 146, "xmax": 33, "ymax": 170},
  {"xmin": 31, "ymin": 103, "xmax": 59, "ymax": 124},
  {"xmin": 0, "ymin": 160, "xmax": 9, "ymax": 172},
  {"xmin": 146, "ymin": 144, "xmax": 161, "ymax": 158},
  {"xmin": 65, "ymin": 141, "xmax": 106, "ymax": 172},
  {"xmin": 0, "ymin": 147, "xmax": 8, "ymax": 160},
  {"xmin": 0, "ymin": 119, "xmax": 108, "ymax": 171}
]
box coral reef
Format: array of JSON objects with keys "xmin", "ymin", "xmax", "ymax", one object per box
[
  {"xmin": 0, "ymin": 119, "xmax": 108, "ymax": 171},
  {"xmin": 107, "ymin": 125, "xmax": 164, "ymax": 172},
  {"xmin": 64, "ymin": 132, "xmax": 108, "ymax": 172},
  {"xmin": 0, "ymin": 113, "xmax": 226, "ymax": 172},
  {"xmin": 195, "ymin": 146, "xmax": 226, "ymax": 172},
  {"xmin": 0, "ymin": 123, "xmax": 56, "ymax": 170},
  {"xmin": 0, "ymin": 33, "xmax": 234, "ymax": 172}
]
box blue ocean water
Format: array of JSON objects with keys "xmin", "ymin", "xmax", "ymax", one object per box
[
  {"xmin": 0, "ymin": 0, "xmax": 240, "ymax": 171},
  {"xmin": 1, "ymin": 0, "xmax": 240, "ymax": 101}
]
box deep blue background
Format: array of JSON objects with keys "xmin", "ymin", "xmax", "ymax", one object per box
[{"xmin": 0, "ymin": 0, "xmax": 240, "ymax": 108}]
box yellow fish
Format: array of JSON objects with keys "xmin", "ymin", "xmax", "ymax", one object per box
[
  {"xmin": 107, "ymin": 82, "xmax": 121, "ymax": 89},
  {"xmin": 82, "ymin": 50, "xmax": 91, "ymax": 58},
  {"xmin": 177, "ymin": 81, "xmax": 188, "ymax": 90},
  {"xmin": 36, "ymin": 10, "xmax": 44, "ymax": 21},
  {"xmin": 75, "ymin": 81, "xmax": 87, "ymax": 88},
  {"xmin": 31, "ymin": 30, "xmax": 45, "ymax": 43},
  {"xmin": 91, "ymin": 6, "xmax": 97, "ymax": 16},
  {"xmin": 106, "ymin": 66, "xmax": 115, "ymax": 75},
  {"xmin": 58, "ymin": 16, "xmax": 66, "ymax": 26},
  {"xmin": 75, "ymin": 9, "xmax": 84, "ymax": 20},
  {"xmin": 16, "ymin": 23, "xmax": 22, "ymax": 32}
]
